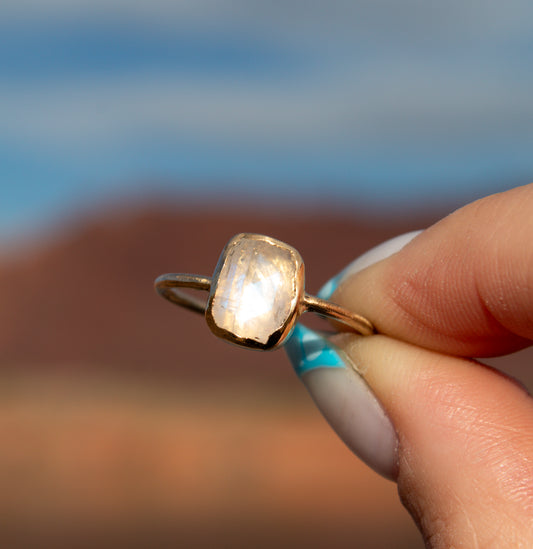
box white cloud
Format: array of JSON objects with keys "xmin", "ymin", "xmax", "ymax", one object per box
[
  {"xmin": 0, "ymin": 0, "xmax": 532, "ymax": 156},
  {"xmin": 2, "ymin": 0, "xmax": 533, "ymax": 43},
  {"xmin": 1, "ymin": 62, "xmax": 532, "ymax": 153}
]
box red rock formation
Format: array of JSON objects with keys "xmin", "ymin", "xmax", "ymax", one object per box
[{"xmin": 0, "ymin": 203, "xmax": 434, "ymax": 380}]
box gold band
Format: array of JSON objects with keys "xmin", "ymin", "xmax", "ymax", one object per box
[
  {"xmin": 155, "ymin": 273, "xmax": 374, "ymax": 337},
  {"xmin": 155, "ymin": 274, "xmax": 211, "ymax": 314},
  {"xmin": 302, "ymin": 293, "xmax": 374, "ymax": 336}
]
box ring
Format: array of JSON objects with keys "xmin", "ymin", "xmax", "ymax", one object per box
[{"xmin": 155, "ymin": 233, "xmax": 375, "ymax": 350}]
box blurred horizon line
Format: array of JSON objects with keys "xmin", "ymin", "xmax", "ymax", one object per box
[{"xmin": 3, "ymin": 174, "xmax": 527, "ymax": 253}]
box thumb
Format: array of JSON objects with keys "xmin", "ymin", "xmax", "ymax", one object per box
[{"xmin": 334, "ymin": 333, "xmax": 533, "ymax": 548}]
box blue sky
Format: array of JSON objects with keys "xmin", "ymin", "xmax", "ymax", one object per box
[{"xmin": 1, "ymin": 0, "xmax": 533, "ymax": 241}]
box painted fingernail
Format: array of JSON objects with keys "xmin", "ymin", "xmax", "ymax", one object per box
[
  {"xmin": 284, "ymin": 324, "xmax": 398, "ymax": 480},
  {"xmin": 316, "ymin": 272, "xmax": 344, "ymax": 301},
  {"xmin": 286, "ymin": 232, "xmax": 424, "ymax": 479},
  {"xmin": 317, "ymin": 230, "xmax": 423, "ymax": 300}
]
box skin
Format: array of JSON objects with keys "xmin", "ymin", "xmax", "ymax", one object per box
[{"xmin": 331, "ymin": 183, "xmax": 533, "ymax": 548}]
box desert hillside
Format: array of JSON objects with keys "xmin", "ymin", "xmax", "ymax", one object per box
[{"xmin": 0, "ymin": 203, "xmax": 437, "ymax": 379}]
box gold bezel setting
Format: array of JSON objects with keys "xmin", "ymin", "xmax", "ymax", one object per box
[{"xmin": 205, "ymin": 233, "xmax": 304, "ymax": 350}]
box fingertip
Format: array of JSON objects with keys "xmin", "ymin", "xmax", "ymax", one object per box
[
  {"xmin": 318, "ymin": 230, "xmax": 423, "ymax": 301},
  {"xmin": 335, "ymin": 187, "xmax": 533, "ymax": 356}
]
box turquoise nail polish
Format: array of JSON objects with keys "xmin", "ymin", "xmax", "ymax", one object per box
[
  {"xmin": 284, "ymin": 324, "xmax": 346, "ymax": 377},
  {"xmin": 316, "ymin": 272, "xmax": 343, "ymax": 301}
]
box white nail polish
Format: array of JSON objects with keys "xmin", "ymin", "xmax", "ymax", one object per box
[
  {"xmin": 286, "ymin": 232, "xmax": 422, "ymax": 480},
  {"xmin": 337, "ymin": 230, "xmax": 422, "ymax": 284},
  {"xmin": 300, "ymin": 360, "xmax": 398, "ymax": 480}
]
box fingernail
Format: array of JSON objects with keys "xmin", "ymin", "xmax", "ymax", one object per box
[
  {"xmin": 316, "ymin": 272, "xmax": 344, "ymax": 301},
  {"xmin": 284, "ymin": 324, "xmax": 398, "ymax": 480},
  {"xmin": 286, "ymin": 231, "xmax": 423, "ymax": 479},
  {"xmin": 317, "ymin": 230, "xmax": 423, "ymax": 300}
]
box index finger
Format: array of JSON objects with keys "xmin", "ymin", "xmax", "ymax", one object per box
[{"xmin": 333, "ymin": 183, "xmax": 533, "ymax": 357}]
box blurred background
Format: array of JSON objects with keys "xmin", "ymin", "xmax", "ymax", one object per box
[{"xmin": 1, "ymin": 1, "xmax": 532, "ymax": 547}]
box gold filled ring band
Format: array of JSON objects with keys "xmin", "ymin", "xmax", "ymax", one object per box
[
  {"xmin": 155, "ymin": 273, "xmax": 374, "ymax": 337},
  {"xmin": 155, "ymin": 274, "xmax": 212, "ymax": 314}
]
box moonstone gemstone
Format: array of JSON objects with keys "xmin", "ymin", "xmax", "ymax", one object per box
[{"xmin": 209, "ymin": 236, "xmax": 299, "ymax": 347}]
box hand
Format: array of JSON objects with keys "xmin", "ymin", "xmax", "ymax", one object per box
[{"xmin": 285, "ymin": 183, "xmax": 533, "ymax": 548}]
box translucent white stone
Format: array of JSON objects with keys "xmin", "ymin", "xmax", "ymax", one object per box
[{"xmin": 210, "ymin": 237, "xmax": 297, "ymax": 346}]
